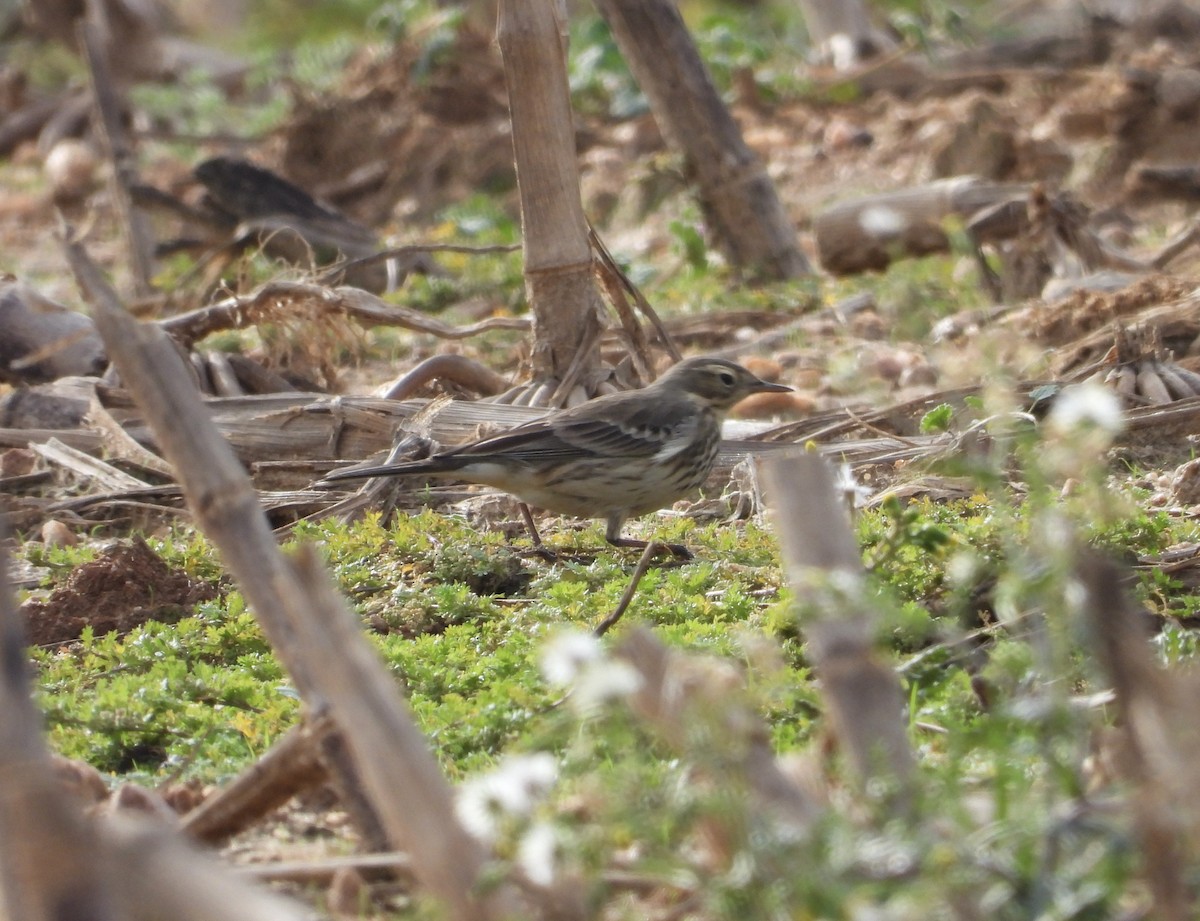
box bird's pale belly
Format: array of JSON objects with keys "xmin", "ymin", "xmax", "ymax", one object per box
[{"xmin": 466, "ymin": 460, "xmax": 709, "ymax": 520}]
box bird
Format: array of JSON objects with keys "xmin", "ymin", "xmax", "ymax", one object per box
[{"xmin": 321, "ymin": 357, "xmax": 792, "ymax": 557}]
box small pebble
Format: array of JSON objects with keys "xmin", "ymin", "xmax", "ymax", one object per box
[
  {"xmin": 733, "ymin": 390, "xmax": 815, "ymax": 418},
  {"xmin": 44, "ymin": 139, "xmax": 98, "ymax": 204},
  {"xmin": 41, "ymin": 519, "xmax": 77, "ymax": 547},
  {"xmin": 742, "ymin": 356, "xmax": 784, "ymax": 381}
]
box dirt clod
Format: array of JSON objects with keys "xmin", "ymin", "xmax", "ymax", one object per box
[{"xmin": 21, "ymin": 536, "xmax": 220, "ymax": 647}]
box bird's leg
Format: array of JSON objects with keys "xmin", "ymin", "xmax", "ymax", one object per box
[
  {"xmin": 594, "ymin": 540, "xmax": 664, "ymax": 637},
  {"xmin": 520, "ymin": 502, "xmax": 558, "ymax": 562},
  {"xmin": 519, "ymin": 502, "xmax": 543, "ymax": 544}
]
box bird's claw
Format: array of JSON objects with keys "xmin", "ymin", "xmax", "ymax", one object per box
[
  {"xmin": 607, "ymin": 536, "xmax": 693, "ymax": 561},
  {"xmin": 664, "ymin": 542, "xmax": 693, "ymax": 560}
]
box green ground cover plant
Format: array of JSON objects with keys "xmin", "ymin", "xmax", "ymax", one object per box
[{"xmin": 11, "ymin": 0, "xmax": 1200, "ymax": 915}]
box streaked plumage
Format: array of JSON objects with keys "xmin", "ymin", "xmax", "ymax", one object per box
[{"xmin": 322, "ymin": 358, "xmax": 791, "ymax": 554}]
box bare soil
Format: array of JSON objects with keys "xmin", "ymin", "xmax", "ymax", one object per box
[{"xmin": 20, "ymin": 536, "xmax": 221, "ymax": 646}]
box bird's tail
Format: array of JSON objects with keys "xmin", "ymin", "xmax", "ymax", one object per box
[{"xmin": 319, "ymin": 456, "xmax": 466, "ymax": 484}]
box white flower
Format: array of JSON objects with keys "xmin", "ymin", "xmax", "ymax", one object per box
[
  {"xmin": 496, "ymin": 752, "xmax": 558, "ymax": 810},
  {"xmin": 540, "ymin": 630, "xmax": 602, "ymax": 686},
  {"xmin": 455, "ymin": 752, "xmax": 559, "ymax": 843},
  {"xmin": 455, "ymin": 776, "xmax": 503, "ymax": 841},
  {"xmin": 1048, "ymin": 382, "xmax": 1124, "ymax": 437},
  {"xmin": 541, "ymin": 629, "xmax": 643, "ymax": 712},
  {"xmin": 572, "ymin": 659, "xmax": 643, "ymax": 712},
  {"xmin": 517, "ymin": 821, "xmax": 559, "ymax": 887}
]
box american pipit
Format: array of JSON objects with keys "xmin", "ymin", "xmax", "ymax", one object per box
[{"xmin": 322, "ymin": 357, "xmax": 791, "ymax": 556}]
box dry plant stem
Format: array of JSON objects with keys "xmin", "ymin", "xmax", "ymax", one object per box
[
  {"xmin": 382, "ymin": 354, "xmax": 508, "ymax": 401},
  {"xmin": 238, "ymin": 851, "xmax": 416, "ymax": 885},
  {"xmin": 205, "ymin": 350, "xmax": 243, "ymax": 397},
  {"xmin": 0, "ymin": 427, "xmax": 101, "ymax": 451},
  {"xmin": 589, "ymin": 226, "xmax": 681, "ymax": 363},
  {"xmin": 591, "ymin": 243, "xmax": 656, "ymax": 384},
  {"xmin": 159, "ymin": 281, "xmax": 529, "ymax": 349},
  {"xmin": 314, "ymin": 717, "xmax": 391, "ymax": 853},
  {"xmin": 1151, "ymin": 220, "xmax": 1200, "ymax": 269},
  {"xmin": 497, "ymin": 0, "xmax": 605, "ymax": 383},
  {"xmin": 593, "ymin": 0, "xmax": 810, "ymax": 281},
  {"xmin": 79, "ymin": 19, "xmax": 156, "ymax": 296},
  {"xmin": 86, "ymin": 392, "xmax": 176, "ymax": 477},
  {"xmin": 244, "ymin": 853, "xmax": 689, "ymax": 894},
  {"xmin": 593, "ymin": 540, "xmax": 664, "ymax": 637},
  {"xmin": 1076, "ymin": 552, "xmax": 1195, "ymax": 921},
  {"xmin": 761, "ymin": 453, "xmax": 915, "ymax": 801},
  {"xmin": 63, "ymin": 236, "xmax": 524, "ymax": 921},
  {"xmin": 0, "ymin": 537, "xmax": 122, "ymax": 921},
  {"xmin": 182, "ymin": 720, "xmax": 330, "ymax": 845},
  {"xmin": 547, "ymin": 321, "xmax": 603, "ymax": 406},
  {"xmin": 30, "ymin": 436, "xmax": 149, "ymax": 490}
]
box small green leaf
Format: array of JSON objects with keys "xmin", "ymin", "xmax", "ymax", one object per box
[{"xmin": 919, "ymin": 403, "xmax": 955, "ymax": 433}]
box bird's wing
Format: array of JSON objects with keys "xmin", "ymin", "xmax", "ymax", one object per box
[
  {"xmin": 556, "ymin": 413, "xmax": 699, "ymax": 459},
  {"xmin": 451, "ymin": 394, "xmax": 699, "ymax": 463},
  {"xmin": 321, "ymin": 393, "xmax": 703, "ymax": 481}
]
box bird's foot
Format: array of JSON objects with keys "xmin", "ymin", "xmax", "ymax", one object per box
[
  {"xmin": 606, "ymin": 536, "xmax": 693, "ymax": 561},
  {"xmin": 522, "ymin": 545, "xmax": 561, "ymax": 563},
  {"xmin": 664, "ymin": 541, "xmax": 693, "ymax": 561}
]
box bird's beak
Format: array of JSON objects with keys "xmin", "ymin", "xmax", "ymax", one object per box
[{"xmin": 751, "ymin": 378, "xmax": 792, "ymax": 394}]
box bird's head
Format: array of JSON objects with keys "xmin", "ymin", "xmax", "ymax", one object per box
[{"xmin": 656, "ymin": 357, "xmax": 792, "ymax": 412}]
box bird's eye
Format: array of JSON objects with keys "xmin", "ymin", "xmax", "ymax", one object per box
[{"xmin": 719, "ymin": 371, "xmax": 736, "ymax": 387}]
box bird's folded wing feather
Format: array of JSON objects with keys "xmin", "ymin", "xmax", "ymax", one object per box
[{"xmin": 453, "ymin": 413, "xmax": 696, "ymax": 462}]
